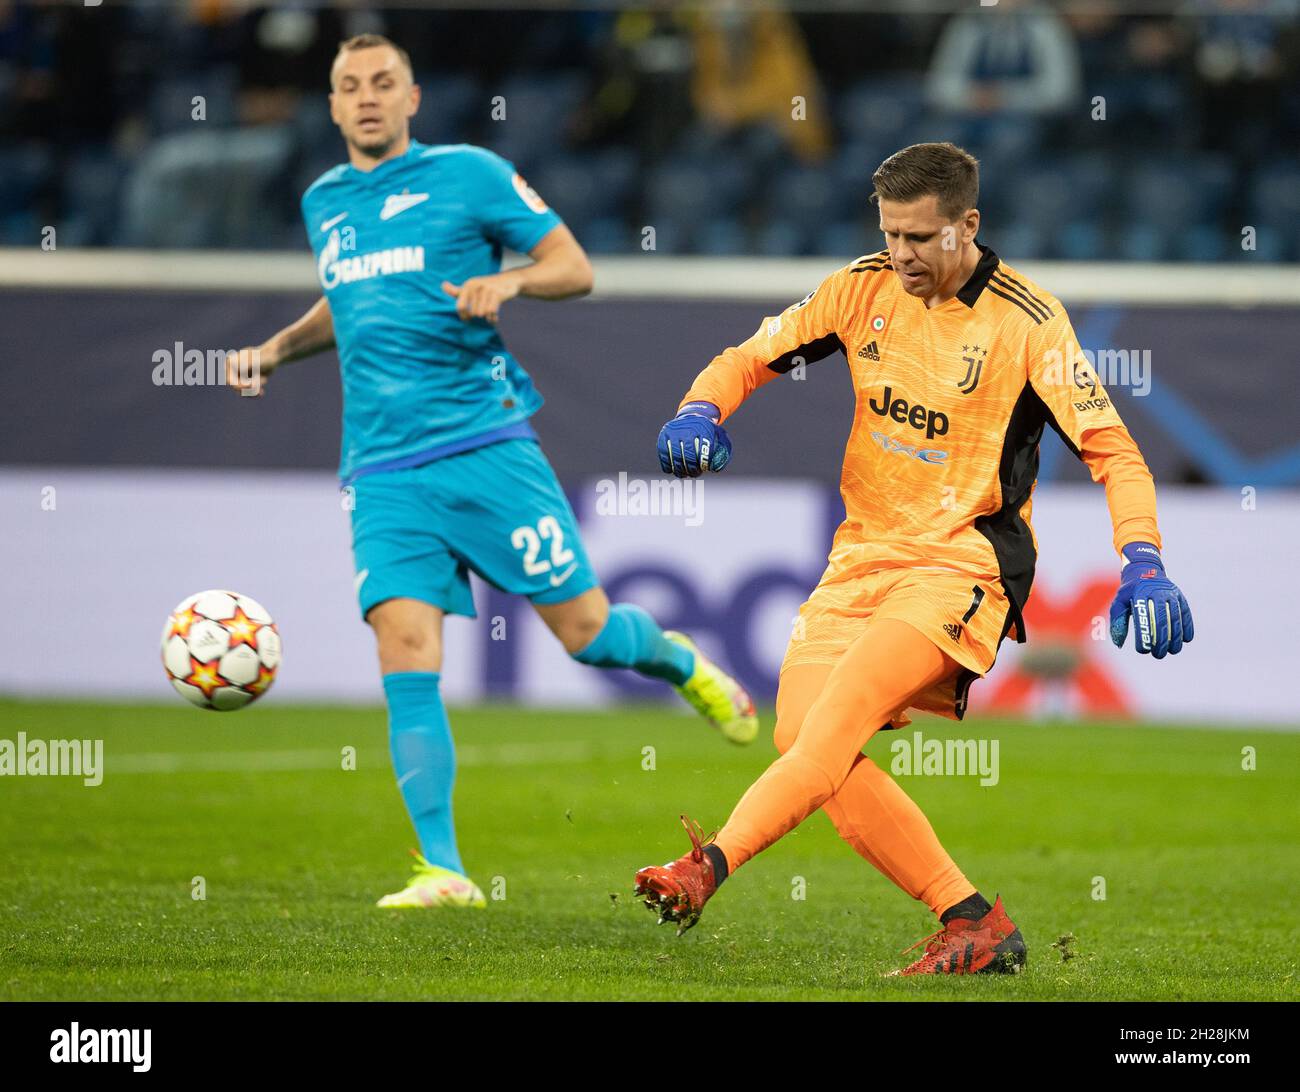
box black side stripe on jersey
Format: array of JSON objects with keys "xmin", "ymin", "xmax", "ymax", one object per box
[
  {"xmin": 991, "ymin": 271, "xmax": 1054, "ymax": 321},
  {"xmin": 973, "ymin": 383, "xmax": 1047, "ymax": 644},
  {"xmin": 850, "ymin": 258, "xmax": 893, "ymax": 273},
  {"xmin": 974, "ymin": 381, "xmax": 1085, "ymax": 646},
  {"xmin": 767, "ymin": 332, "xmax": 845, "ymax": 374},
  {"xmin": 986, "ymin": 283, "xmax": 1046, "ymax": 324}
]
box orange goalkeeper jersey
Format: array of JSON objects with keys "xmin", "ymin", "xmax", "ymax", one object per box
[{"xmin": 682, "ymin": 241, "xmax": 1160, "ymax": 642}]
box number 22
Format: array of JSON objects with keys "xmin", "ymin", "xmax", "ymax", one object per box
[{"xmin": 510, "ymin": 515, "xmax": 574, "ymax": 576}]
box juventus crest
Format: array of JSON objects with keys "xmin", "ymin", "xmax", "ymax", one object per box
[{"xmin": 958, "ymin": 343, "xmax": 989, "ymax": 394}]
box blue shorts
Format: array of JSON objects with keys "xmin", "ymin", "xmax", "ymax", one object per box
[{"xmin": 347, "ymin": 438, "xmax": 600, "ymax": 620}]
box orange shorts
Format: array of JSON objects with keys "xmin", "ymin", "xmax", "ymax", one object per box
[{"xmin": 782, "ymin": 567, "xmax": 1014, "ymax": 722}]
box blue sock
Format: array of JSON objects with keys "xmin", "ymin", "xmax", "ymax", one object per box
[
  {"xmin": 571, "ymin": 603, "xmax": 695, "ymax": 686},
  {"xmin": 382, "ymin": 671, "xmax": 463, "ymax": 875}
]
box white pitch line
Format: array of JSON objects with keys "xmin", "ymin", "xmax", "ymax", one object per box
[{"xmin": 108, "ymin": 741, "xmax": 595, "ymax": 775}]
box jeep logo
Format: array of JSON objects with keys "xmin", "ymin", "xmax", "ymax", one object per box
[{"xmin": 868, "ymin": 386, "xmax": 950, "ymax": 439}]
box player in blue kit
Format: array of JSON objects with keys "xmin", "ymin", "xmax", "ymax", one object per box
[{"xmin": 226, "ymin": 34, "xmax": 757, "ymax": 909}]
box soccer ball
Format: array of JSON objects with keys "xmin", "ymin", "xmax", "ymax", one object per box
[{"xmin": 161, "ymin": 590, "xmax": 282, "ymax": 711}]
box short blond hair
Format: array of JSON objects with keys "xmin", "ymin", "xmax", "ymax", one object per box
[{"xmin": 331, "ymin": 33, "xmax": 413, "ymax": 88}]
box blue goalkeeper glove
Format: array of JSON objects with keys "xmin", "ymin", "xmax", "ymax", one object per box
[
  {"xmin": 1108, "ymin": 542, "xmax": 1194, "ymax": 659},
  {"xmin": 657, "ymin": 401, "xmax": 732, "ymax": 478}
]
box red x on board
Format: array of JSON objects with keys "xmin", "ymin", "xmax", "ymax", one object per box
[{"xmin": 980, "ymin": 576, "xmax": 1131, "ymax": 716}]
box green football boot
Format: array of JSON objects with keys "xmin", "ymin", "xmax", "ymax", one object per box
[
  {"xmin": 376, "ymin": 851, "xmax": 487, "ymax": 909},
  {"xmin": 664, "ymin": 630, "xmax": 759, "ymax": 745}
]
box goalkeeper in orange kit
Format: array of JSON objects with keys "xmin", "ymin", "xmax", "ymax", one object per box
[{"xmin": 634, "ymin": 143, "xmax": 1194, "ymax": 976}]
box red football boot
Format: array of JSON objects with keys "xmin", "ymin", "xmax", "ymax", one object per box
[
  {"xmin": 633, "ymin": 815, "xmax": 719, "ymax": 935},
  {"xmin": 890, "ymin": 894, "xmax": 1027, "ymax": 976}
]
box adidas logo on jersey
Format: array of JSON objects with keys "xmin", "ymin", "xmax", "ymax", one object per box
[
  {"xmin": 943, "ymin": 623, "xmax": 963, "ymax": 642},
  {"xmin": 858, "ymin": 340, "xmax": 881, "ymax": 362}
]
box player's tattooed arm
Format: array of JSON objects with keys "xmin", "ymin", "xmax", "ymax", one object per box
[
  {"xmin": 226, "ymin": 296, "xmax": 335, "ymax": 397},
  {"xmin": 442, "ymin": 224, "xmax": 593, "ymax": 324}
]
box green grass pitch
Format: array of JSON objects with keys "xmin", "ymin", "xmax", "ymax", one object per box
[{"xmin": 1, "ymin": 698, "xmax": 1296, "ymax": 1001}]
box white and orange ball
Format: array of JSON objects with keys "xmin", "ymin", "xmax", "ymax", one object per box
[{"xmin": 160, "ymin": 590, "xmax": 281, "ymax": 711}]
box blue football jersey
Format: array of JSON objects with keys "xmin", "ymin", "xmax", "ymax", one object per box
[{"xmin": 300, "ymin": 141, "xmax": 563, "ymax": 482}]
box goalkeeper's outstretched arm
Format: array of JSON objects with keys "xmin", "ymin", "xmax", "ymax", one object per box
[
  {"xmin": 1024, "ymin": 309, "xmax": 1192, "ymax": 657},
  {"xmin": 225, "ymin": 295, "xmax": 335, "ymax": 397},
  {"xmin": 658, "ymin": 262, "xmax": 852, "ymax": 477},
  {"xmin": 679, "ymin": 263, "xmax": 851, "ymax": 421}
]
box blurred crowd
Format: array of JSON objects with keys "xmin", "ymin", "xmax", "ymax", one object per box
[{"xmin": 1, "ymin": 0, "xmax": 1298, "ymax": 259}]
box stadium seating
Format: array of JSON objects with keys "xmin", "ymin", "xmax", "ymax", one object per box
[{"xmin": 0, "ymin": 11, "xmax": 1292, "ymax": 260}]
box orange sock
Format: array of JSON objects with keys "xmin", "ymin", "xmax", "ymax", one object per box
[{"xmin": 715, "ymin": 621, "xmax": 974, "ymax": 916}]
